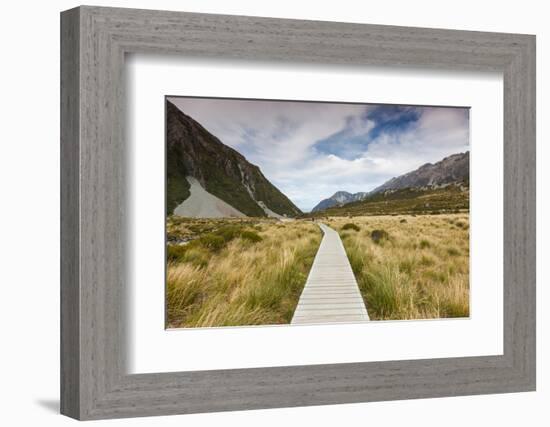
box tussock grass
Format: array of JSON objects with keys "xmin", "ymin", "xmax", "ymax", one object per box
[
  {"xmin": 371, "ymin": 229, "xmax": 389, "ymax": 244},
  {"xmin": 332, "ymin": 214, "xmax": 469, "ymax": 320},
  {"xmin": 419, "ymin": 239, "xmax": 431, "ymax": 249},
  {"xmin": 342, "ymin": 223, "xmax": 360, "ymax": 232},
  {"xmin": 166, "ymin": 218, "xmax": 321, "ymax": 328}
]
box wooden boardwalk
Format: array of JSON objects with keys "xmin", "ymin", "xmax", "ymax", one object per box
[{"xmin": 291, "ymin": 223, "xmax": 370, "ymax": 325}]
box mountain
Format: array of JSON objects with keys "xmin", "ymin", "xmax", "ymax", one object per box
[
  {"xmin": 166, "ymin": 100, "xmax": 301, "ymax": 217},
  {"xmin": 310, "ymin": 151, "xmax": 469, "ymax": 214},
  {"xmin": 311, "ymin": 185, "xmax": 469, "ymax": 217},
  {"xmin": 371, "ymin": 151, "xmax": 469, "ymax": 194},
  {"xmin": 311, "ymin": 191, "xmax": 368, "ymax": 212}
]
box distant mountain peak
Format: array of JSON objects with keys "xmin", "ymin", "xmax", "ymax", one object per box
[
  {"xmin": 310, "ymin": 151, "xmax": 469, "ymax": 214},
  {"xmin": 372, "ymin": 151, "xmax": 469, "ymax": 194},
  {"xmin": 311, "ymin": 190, "xmax": 368, "ymax": 212}
]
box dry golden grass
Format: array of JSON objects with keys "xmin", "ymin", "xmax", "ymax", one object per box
[
  {"xmin": 166, "ymin": 218, "xmax": 321, "ymax": 328},
  {"xmin": 328, "ymin": 214, "xmax": 469, "ymax": 320}
]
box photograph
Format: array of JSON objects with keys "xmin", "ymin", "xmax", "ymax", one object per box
[{"xmin": 165, "ymin": 96, "xmax": 470, "ymax": 328}]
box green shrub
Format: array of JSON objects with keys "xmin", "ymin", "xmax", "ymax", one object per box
[
  {"xmin": 199, "ymin": 234, "xmax": 226, "ymax": 251},
  {"xmin": 371, "ymin": 229, "xmax": 389, "ymax": 244},
  {"xmin": 167, "ymin": 245, "xmax": 188, "ymax": 263},
  {"xmin": 423, "ymin": 269, "xmax": 447, "ymax": 283},
  {"xmin": 171, "ymin": 225, "xmax": 263, "ymax": 257},
  {"xmin": 347, "ymin": 251, "xmax": 365, "ymax": 275},
  {"xmin": 419, "ymin": 239, "xmax": 431, "ymax": 249},
  {"xmin": 440, "ymin": 300, "xmax": 469, "ymax": 318},
  {"xmin": 342, "ymin": 223, "xmax": 360, "ymax": 232},
  {"xmin": 240, "ymin": 230, "xmax": 263, "ymax": 243},
  {"xmin": 182, "ymin": 246, "xmax": 211, "ymax": 268},
  {"xmin": 398, "ymin": 258, "xmax": 414, "ymax": 275},
  {"xmin": 216, "ymin": 225, "xmax": 243, "ymax": 242},
  {"xmin": 362, "ymin": 268, "xmax": 399, "ymax": 316},
  {"xmin": 447, "ymin": 247, "xmax": 460, "ymax": 256},
  {"xmin": 420, "ymin": 255, "xmax": 435, "ymax": 266}
]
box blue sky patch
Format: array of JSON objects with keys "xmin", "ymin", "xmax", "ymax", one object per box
[{"xmin": 313, "ymin": 105, "xmax": 423, "ymax": 160}]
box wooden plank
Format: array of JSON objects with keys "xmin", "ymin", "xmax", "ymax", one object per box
[{"xmin": 291, "ymin": 223, "xmax": 369, "ymax": 324}]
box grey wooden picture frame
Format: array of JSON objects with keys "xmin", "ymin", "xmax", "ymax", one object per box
[{"xmin": 60, "ymin": 5, "xmax": 536, "ymax": 420}]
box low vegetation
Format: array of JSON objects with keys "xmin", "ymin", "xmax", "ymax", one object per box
[
  {"xmin": 370, "ymin": 229, "xmax": 389, "ymax": 244},
  {"xmin": 166, "ymin": 210, "xmax": 469, "ymax": 325},
  {"xmin": 166, "ymin": 217, "xmax": 322, "ymax": 328},
  {"xmin": 333, "ymin": 214, "xmax": 469, "ymax": 320},
  {"xmin": 309, "ymin": 185, "xmax": 469, "ymax": 218},
  {"xmin": 342, "ymin": 223, "xmax": 360, "ymax": 232}
]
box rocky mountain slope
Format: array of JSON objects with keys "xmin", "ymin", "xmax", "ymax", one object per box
[
  {"xmin": 311, "ymin": 151, "xmax": 469, "ymax": 214},
  {"xmin": 371, "ymin": 151, "xmax": 469, "ymax": 194},
  {"xmin": 167, "ymin": 100, "xmax": 301, "ymax": 217},
  {"xmin": 311, "ymin": 186, "xmax": 469, "ymax": 217},
  {"xmin": 311, "ymin": 191, "xmax": 368, "ymax": 212}
]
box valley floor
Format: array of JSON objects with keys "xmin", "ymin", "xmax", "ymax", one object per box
[
  {"xmin": 166, "ymin": 217, "xmax": 322, "ymax": 328},
  {"xmin": 166, "ymin": 212, "xmax": 470, "ymax": 328},
  {"xmin": 331, "ymin": 213, "xmax": 470, "ymax": 320}
]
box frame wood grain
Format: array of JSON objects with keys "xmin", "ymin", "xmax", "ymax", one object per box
[{"xmin": 60, "ymin": 5, "xmax": 536, "ymax": 420}]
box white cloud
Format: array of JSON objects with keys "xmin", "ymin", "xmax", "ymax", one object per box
[
  {"xmin": 168, "ymin": 98, "xmax": 469, "ymax": 211},
  {"xmin": 169, "ymin": 97, "xmax": 363, "ymax": 165}
]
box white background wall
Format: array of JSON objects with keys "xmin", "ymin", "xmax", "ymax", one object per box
[{"xmin": 0, "ymin": 0, "xmax": 547, "ymax": 425}]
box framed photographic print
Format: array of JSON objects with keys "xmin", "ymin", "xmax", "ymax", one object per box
[
  {"xmin": 61, "ymin": 6, "xmax": 536, "ymax": 420},
  {"xmin": 164, "ymin": 96, "xmax": 470, "ymax": 328}
]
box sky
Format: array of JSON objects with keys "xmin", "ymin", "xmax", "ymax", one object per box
[{"xmin": 168, "ymin": 97, "xmax": 469, "ymax": 212}]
